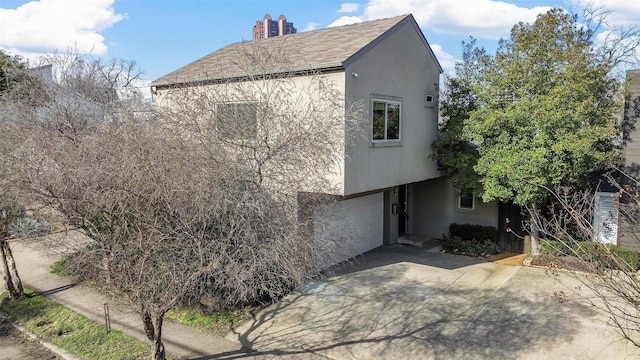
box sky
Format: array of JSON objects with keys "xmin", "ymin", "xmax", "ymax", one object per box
[{"xmin": 1, "ymin": 0, "xmax": 640, "ymax": 85}]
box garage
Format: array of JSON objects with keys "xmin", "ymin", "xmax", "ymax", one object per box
[{"xmin": 313, "ymin": 192, "xmax": 384, "ymax": 268}]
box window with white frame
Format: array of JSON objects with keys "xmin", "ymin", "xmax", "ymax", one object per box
[
  {"xmin": 458, "ymin": 191, "xmax": 475, "ymax": 210},
  {"xmin": 594, "ymin": 191, "xmax": 618, "ymax": 244},
  {"xmin": 216, "ymin": 102, "xmax": 258, "ymax": 140},
  {"xmin": 372, "ymin": 99, "xmax": 401, "ymax": 141}
]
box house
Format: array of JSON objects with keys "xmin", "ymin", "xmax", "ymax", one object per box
[
  {"xmin": 151, "ymin": 14, "xmax": 501, "ymax": 266},
  {"xmin": 611, "ymin": 69, "xmax": 640, "ymax": 251},
  {"xmin": 584, "ymin": 69, "xmax": 640, "ymax": 251}
]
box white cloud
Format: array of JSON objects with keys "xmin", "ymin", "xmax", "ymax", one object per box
[
  {"xmin": 429, "ymin": 44, "xmax": 456, "ymax": 71},
  {"xmin": 303, "ymin": 22, "xmax": 321, "ymax": 32},
  {"xmin": 358, "ymin": 0, "xmax": 552, "ymax": 39},
  {"xmin": 328, "ymin": 16, "xmax": 363, "ymax": 27},
  {"xmin": 338, "ymin": 3, "xmax": 360, "ymax": 13},
  {"xmin": 0, "ymin": 0, "xmax": 125, "ymax": 55}
]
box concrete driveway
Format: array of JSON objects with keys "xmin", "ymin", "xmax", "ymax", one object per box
[{"xmin": 228, "ymin": 245, "xmax": 640, "ymax": 359}]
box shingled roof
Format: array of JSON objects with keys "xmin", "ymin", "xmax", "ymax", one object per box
[{"xmin": 152, "ymin": 14, "xmax": 440, "ymax": 88}]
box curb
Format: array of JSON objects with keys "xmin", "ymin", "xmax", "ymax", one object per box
[
  {"xmin": 0, "ymin": 310, "xmax": 83, "ymax": 360},
  {"xmin": 14, "ymin": 322, "xmax": 84, "ymax": 360}
]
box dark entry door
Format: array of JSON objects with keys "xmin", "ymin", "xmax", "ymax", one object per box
[
  {"xmin": 498, "ymin": 202, "xmax": 523, "ymax": 252},
  {"xmin": 399, "ymin": 185, "xmax": 407, "ymax": 235}
]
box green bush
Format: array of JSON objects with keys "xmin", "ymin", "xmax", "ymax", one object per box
[
  {"xmin": 539, "ymin": 239, "xmax": 640, "ymax": 271},
  {"xmin": 539, "ymin": 239, "xmax": 574, "ymax": 256},
  {"xmin": 442, "ymin": 236, "xmax": 501, "ymax": 257},
  {"xmin": 449, "ymin": 223, "xmax": 497, "ymax": 242},
  {"xmin": 8, "ymin": 216, "xmax": 50, "ymax": 238},
  {"xmin": 50, "ymin": 253, "xmax": 81, "ymax": 282}
]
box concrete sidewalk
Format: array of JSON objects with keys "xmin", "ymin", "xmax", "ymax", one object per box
[{"xmin": 8, "ymin": 231, "xmax": 286, "ymax": 360}]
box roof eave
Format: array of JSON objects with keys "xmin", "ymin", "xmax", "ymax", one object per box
[{"xmin": 151, "ymin": 64, "xmax": 345, "ymax": 89}]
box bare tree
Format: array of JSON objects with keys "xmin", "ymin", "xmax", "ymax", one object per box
[
  {"xmin": 528, "ymin": 170, "xmax": 640, "ymax": 347},
  {"xmin": 7, "ymin": 44, "xmax": 365, "ymax": 360},
  {"xmin": 0, "ymin": 120, "xmax": 25, "ymax": 300},
  {"xmin": 0, "ymin": 52, "xmax": 45, "ymax": 301},
  {"xmin": 582, "ymin": 4, "xmax": 640, "ymax": 77}
]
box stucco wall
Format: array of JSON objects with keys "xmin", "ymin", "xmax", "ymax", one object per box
[
  {"xmin": 619, "ymin": 70, "xmax": 640, "ymax": 250},
  {"xmin": 409, "ymin": 177, "xmax": 499, "ymax": 239},
  {"xmin": 154, "ymin": 73, "xmax": 348, "ymax": 195},
  {"xmin": 625, "ymin": 70, "xmax": 640, "ymax": 166},
  {"xmin": 343, "ymin": 21, "xmax": 441, "ymax": 195}
]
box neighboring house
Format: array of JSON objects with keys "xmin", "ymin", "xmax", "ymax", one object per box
[
  {"xmin": 151, "ymin": 14, "xmax": 500, "ymax": 265},
  {"xmin": 612, "ymin": 69, "xmax": 640, "ymax": 251},
  {"xmin": 587, "ymin": 69, "xmax": 640, "ymax": 251}
]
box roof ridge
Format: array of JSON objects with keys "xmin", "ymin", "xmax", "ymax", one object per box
[{"xmin": 151, "ymin": 14, "xmax": 414, "ymax": 87}]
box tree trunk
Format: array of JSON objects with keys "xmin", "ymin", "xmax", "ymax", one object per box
[
  {"xmin": 527, "ymin": 205, "xmax": 541, "ymax": 256},
  {"xmin": 102, "ymin": 252, "xmax": 112, "ymax": 287},
  {"xmin": 142, "ymin": 308, "xmax": 166, "ymax": 360},
  {"xmin": 0, "ymin": 239, "xmax": 23, "ymax": 300}
]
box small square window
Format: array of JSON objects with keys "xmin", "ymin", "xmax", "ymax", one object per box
[
  {"xmin": 458, "ymin": 191, "xmax": 475, "ymax": 210},
  {"xmin": 216, "ymin": 102, "xmax": 257, "ymax": 140}
]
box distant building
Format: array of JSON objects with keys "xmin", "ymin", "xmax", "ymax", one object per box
[{"xmin": 253, "ymin": 14, "xmax": 296, "ymax": 40}]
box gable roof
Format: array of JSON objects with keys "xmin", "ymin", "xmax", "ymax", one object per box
[{"xmin": 152, "ymin": 14, "xmax": 442, "ymax": 88}]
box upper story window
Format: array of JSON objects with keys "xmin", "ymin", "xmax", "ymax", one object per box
[
  {"xmin": 458, "ymin": 190, "xmax": 475, "ymax": 211},
  {"xmin": 216, "ymin": 102, "xmax": 257, "ymax": 140},
  {"xmin": 372, "ymin": 99, "xmax": 401, "ymax": 142}
]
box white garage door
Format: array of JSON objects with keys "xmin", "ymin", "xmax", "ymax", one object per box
[{"xmin": 314, "ymin": 192, "xmax": 384, "ymax": 268}]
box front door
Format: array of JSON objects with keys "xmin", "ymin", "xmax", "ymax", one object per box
[{"xmin": 398, "ymin": 185, "xmax": 407, "ymax": 235}]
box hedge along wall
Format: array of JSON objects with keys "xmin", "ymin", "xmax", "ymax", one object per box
[{"xmin": 449, "ymin": 223, "xmax": 497, "ymax": 242}]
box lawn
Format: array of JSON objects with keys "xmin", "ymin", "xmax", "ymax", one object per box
[{"xmin": 0, "ymin": 289, "xmax": 151, "ymax": 360}]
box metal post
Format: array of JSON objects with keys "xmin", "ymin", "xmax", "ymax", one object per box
[{"xmin": 104, "ymin": 303, "xmax": 111, "ymax": 333}]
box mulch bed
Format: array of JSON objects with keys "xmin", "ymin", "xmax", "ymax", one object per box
[
  {"xmin": 487, "ymin": 252, "xmax": 528, "ymax": 266},
  {"xmin": 529, "ymin": 253, "xmax": 595, "ymax": 273},
  {"xmin": 485, "ymin": 251, "xmax": 597, "ymax": 273}
]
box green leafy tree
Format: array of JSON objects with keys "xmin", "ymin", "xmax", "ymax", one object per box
[
  {"xmin": 432, "ymin": 39, "xmax": 487, "ymax": 195},
  {"xmin": 466, "ymin": 9, "xmax": 620, "ymax": 206},
  {"xmin": 436, "ymin": 9, "xmax": 622, "ymax": 246},
  {"xmin": 0, "ymin": 50, "xmax": 25, "ymax": 94},
  {"xmin": 0, "ymin": 50, "xmax": 42, "ymax": 100}
]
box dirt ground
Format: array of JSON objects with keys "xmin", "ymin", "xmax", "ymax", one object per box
[
  {"xmin": 487, "ymin": 251, "xmax": 596, "ymax": 273},
  {"xmin": 487, "ymin": 251, "xmax": 528, "ymax": 266},
  {"xmin": 529, "ymin": 253, "xmax": 595, "ymax": 273},
  {"xmin": 0, "ymin": 315, "xmax": 61, "ymax": 360}
]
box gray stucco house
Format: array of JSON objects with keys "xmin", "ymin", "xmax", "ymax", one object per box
[{"xmin": 151, "ymin": 14, "xmax": 501, "ymax": 265}]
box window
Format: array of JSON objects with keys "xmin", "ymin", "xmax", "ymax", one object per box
[
  {"xmin": 458, "ymin": 191, "xmax": 475, "ymax": 210},
  {"xmin": 594, "ymin": 192, "xmax": 618, "ymax": 244},
  {"xmin": 372, "ymin": 99, "xmax": 401, "ymax": 141},
  {"xmin": 216, "ymin": 102, "xmax": 257, "ymax": 140}
]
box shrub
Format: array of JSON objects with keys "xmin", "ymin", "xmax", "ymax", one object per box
[
  {"xmin": 8, "ymin": 217, "xmax": 50, "ymax": 238},
  {"xmin": 449, "ymin": 223, "xmax": 497, "ymax": 242},
  {"xmin": 539, "ymin": 239, "xmax": 573, "ymax": 256},
  {"xmin": 539, "ymin": 239, "xmax": 640, "ymax": 271},
  {"xmin": 442, "ymin": 235, "xmax": 501, "ymax": 257},
  {"xmin": 50, "ymin": 253, "xmax": 82, "ymax": 282}
]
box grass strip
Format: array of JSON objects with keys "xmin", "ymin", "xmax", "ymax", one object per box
[
  {"xmin": 0, "ymin": 288, "xmax": 150, "ymax": 360},
  {"xmin": 166, "ymin": 306, "xmax": 249, "ymax": 336}
]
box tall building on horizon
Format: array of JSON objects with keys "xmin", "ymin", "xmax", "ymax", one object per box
[{"xmin": 253, "ymin": 14, "xmax": 297, "ymax": 40}]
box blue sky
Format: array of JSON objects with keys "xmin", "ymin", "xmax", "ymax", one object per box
[{"xmin": 1, "ymin": 0, "xmax": 639, "ymax": 83}]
